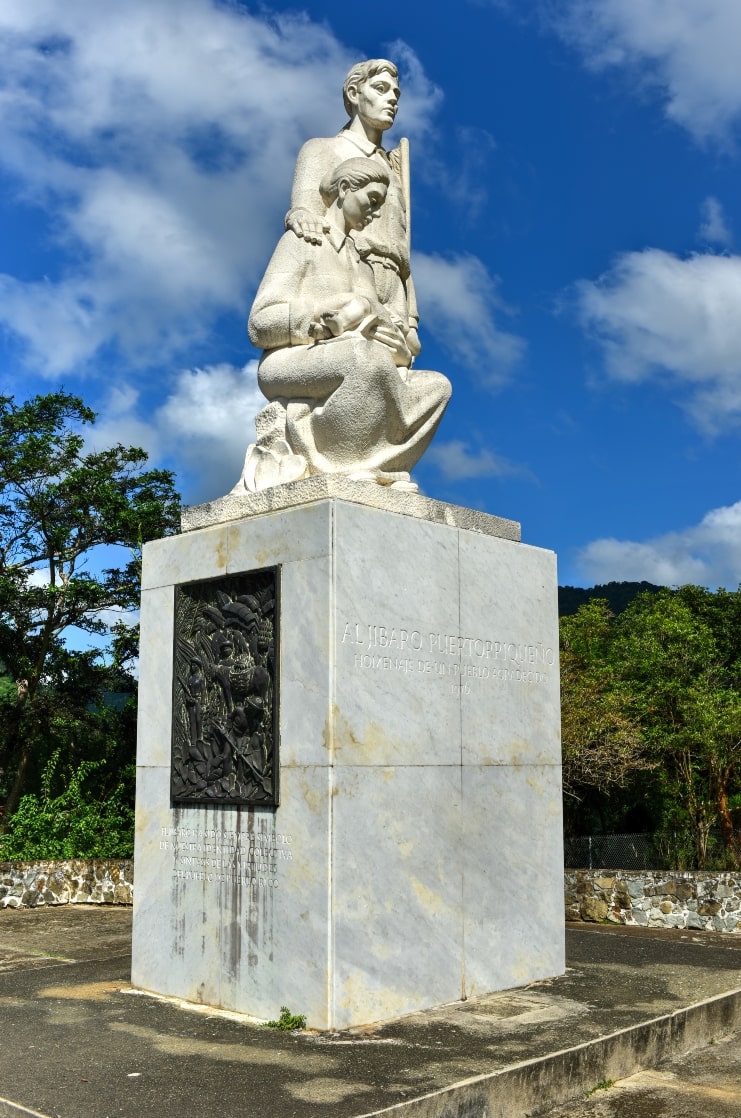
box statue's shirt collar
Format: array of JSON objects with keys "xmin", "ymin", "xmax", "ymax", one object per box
[
  {"xmin": 337, "ymin": 130, "xmax": 390, "ymax": 161},
  {"xmin": 325, "ymin": 225, "xmax": 358, "ymax": 256}
]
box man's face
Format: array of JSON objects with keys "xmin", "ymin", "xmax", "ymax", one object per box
[{"xmin": 349, "ymin": 71, "xmax": 400, "ymax": 132}]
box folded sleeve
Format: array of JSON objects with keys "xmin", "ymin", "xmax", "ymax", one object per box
[{"xmin": 248, "ymin": 234, "xmax": 316, "ymax": 348}]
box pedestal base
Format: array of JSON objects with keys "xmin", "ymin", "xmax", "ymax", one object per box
[{"xmin": 132, "ymin": 497, "xmax": 564, "ymax": 1029}]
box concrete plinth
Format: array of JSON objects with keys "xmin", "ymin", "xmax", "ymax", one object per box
[{"xmin": 131, "ymin": 496, "xmax": 564, "ymax": 1029}]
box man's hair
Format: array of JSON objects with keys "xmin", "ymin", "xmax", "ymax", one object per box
[
  {"xmin": 319, "ymin": 157, "xmax": 390, "ymax": 207},
  {"xmin": 342, "ymin": 59, "xmax": 399, "ymax": 117}
]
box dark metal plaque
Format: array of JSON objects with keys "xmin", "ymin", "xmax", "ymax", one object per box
[{"xmin": 171, "ymin": 568, "xmax": 279, "ymax": 806}]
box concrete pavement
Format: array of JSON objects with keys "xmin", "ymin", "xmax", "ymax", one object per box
[
  {"xmin": 539, "ymin": 1029, "xmax": 741, "ymax": 1117},
  {"xmin": 0, "ymin": 908, "xmax": 739, "ymax": 1117}
]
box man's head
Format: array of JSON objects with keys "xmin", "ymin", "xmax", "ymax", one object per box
[{"xmin": 342, "ymin": 59, "xmax": 400, "ymax": 132}]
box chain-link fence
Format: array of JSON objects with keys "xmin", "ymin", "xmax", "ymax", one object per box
[
  {"xmin": 564, "ymin": 830, "xmax": 741, "ymax": 870},
  {"xmin": 564, "ymin": 832, "xmax": 658, "ymax": 870}
]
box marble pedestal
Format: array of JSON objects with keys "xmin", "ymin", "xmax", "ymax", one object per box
[{"xmin": 131, "ymin": 495, "xmax": 564, "ymax": 1029}]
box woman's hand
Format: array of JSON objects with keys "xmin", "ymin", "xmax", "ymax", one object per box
[{"xmin": 370, "ymin": 319, "xmax": 413, "ymax": 367}]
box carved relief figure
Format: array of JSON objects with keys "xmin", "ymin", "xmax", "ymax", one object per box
[
  {"xmin": 184, "ymin": 659, "xmax": 205, "ymax": 749},
  {"xmin": 232, "ymin": 60, "xmax": 451, "ymax": 493}
]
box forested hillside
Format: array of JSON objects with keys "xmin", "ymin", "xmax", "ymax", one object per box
[{"xmin": 559, "ymin": 581, "xmax": 662, "ymax": 616}]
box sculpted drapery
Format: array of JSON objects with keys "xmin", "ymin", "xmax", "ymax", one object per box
[
  {"xmin": 289, "ymin": 130, "xmax": 416, "ymax": 335},
  {"xmin": 232, "ymin": 60, "xmax": 451, "ymax": 494}
]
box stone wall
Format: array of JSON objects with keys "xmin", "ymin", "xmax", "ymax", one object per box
[
  {"xmin": 566, "ymin": 869, "xmax": 741, "ymax": 932},
  {"xmin": 4, "ymin": 862, "xmax": 740, "ymax": 933},
  {"xmin": 0, "ymin": 860, "xmax": 133, "ymax": 907}
]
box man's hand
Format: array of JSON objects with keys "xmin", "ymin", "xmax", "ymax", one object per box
[{"xmin": 286, "ymin": 207, "xmax": 330, "ymax": 245}]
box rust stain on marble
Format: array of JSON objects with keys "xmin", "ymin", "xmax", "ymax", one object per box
[
  {"xmin": 410, "ymin": 877, "xmax": 446, "ymax": 915},
  {"xmin": 331, "ymin": 707, "xmax": 405, "ymax": 765}
]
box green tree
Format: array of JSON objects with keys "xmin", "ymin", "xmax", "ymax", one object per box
[
  {"xmin": 609, "ymin": 589, "xmax": 741, "ymax": 867},
  {"xmin": 0, "ymin": 391, "xmax": 180, "ymax": 820},
  {"xmin": 560, "ymin": 599, "xmax": 651, "ymax": 821},
  {"xmin": 560, "ymin": 588, "xmax": 741, "ymax": 865}
]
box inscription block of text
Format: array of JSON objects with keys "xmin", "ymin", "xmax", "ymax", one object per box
[{"xmin": 132, "ymin": 498, "xmax": 564, "ymax": 1030}]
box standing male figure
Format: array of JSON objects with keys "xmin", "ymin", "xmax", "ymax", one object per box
[{"xmin": 286, "ymin": 59, "xmax": 421, "ymax": 361}]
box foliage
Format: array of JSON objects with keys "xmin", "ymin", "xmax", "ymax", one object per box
[
  {"xmin": 0, "ymin": 391, "xmax": 179, "ymax": 819},
  {"xmin": 612, "ymin": 588, "xmax": 741, "ymax": 868},
  {"xmin": 587, "ymin": 1081, "xmax": 615, "ymax": 1095},
  {"xmin": 0, "ymin": 751, "xmax": 134, "ymax": 859},
  {"xmin": 561, "ymin": 586, "xmax": 741, "ymax": 868},
  {"xmin": 560, "ymin": 599, "xmax": 652, "ymax": 802},
  {"xmin": 264, "ymin": 1006, "xmax": 307, "ymax": 1031}
]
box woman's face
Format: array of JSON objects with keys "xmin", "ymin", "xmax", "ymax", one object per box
[{"xmin": 340, "ymin": 180, "xmax": 388, "ymax": 231}]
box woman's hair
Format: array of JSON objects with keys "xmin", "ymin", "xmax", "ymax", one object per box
[
  {"xmin": 342, "ymin": 59, "xmax": 399, "ymax": 117},
  {"xmin": 319, "ymin": 157, "xmax": 390, "ymax": 207}
]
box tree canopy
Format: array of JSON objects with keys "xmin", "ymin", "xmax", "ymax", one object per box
[
  {"xmin": 0, "ymin": 391, "xmax": 180, "ymax": 821},
  {"xmin": 561, "ymin": 586, "xmax": 741, "ymax": 868}
]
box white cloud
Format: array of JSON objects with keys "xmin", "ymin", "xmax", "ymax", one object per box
[
  {"xmin": 413, "ymin": 252, "xmax": 526, "ymax": 386},
  {"xmin": 574, "ymin": 248, "xmax": 741, "ymax": 431},
  {"xmin": 84, "ymin": 385, "xmax": 163, "ymax": 460},
  {"xmin": 27, "ymin": 567, "xmax": 50, "ymax": 587},
  {"xmin": 577, "ymin": 501, "xmax": 741, "ymax": 589},
  {"xmin": 698, "ymin": 196, "xmax": 732, "ymax": 247},
  {"xmin": 549, "ymin": 0, "xmax": 741, "ymax": 142},
  {"xmin": 156, "ymin": 362, "xmax": 264, "ymax": 499},
  {"xmin": 89, "ymin": 362, "xmax": 264, "ymax": 503},
  {"xmin": 0, "ymin": 4, "xmax": 441, "ymax": 376},
  {"xmin": 0, "ymin": 275, "xmax": 109, "ymax": 376},
  {"xmin": 426, "ymin": 439, "xmax": 529, "ymax": 482},
  {"xmin": 385, "ymin": 39, "xmax": 445, "ymax": 138}
]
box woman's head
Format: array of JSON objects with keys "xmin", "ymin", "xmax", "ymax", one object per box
[{"xmin": 319, "ymin": 157, "xmax": 389, "ymax": 231}]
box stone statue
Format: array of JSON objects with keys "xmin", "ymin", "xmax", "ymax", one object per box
[
  {"xmin": 232, "ymin": 60, "xmax": 451, "ymax": 494},
  {"xmin": 287, "ymin": 59, "xmax": 418, "ymax": 355}
]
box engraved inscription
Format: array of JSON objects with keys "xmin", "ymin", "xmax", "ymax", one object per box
[
  {"xmin": 161, "ymin": 826, "xmax": 293, "ymax": 890},
  {"xmin": 171, "ymin": 570, "xmax": 279, "ymax": 806},
  {"xmin": 341, "ymin": 620, "xmax": 555, "ymax": 689}
]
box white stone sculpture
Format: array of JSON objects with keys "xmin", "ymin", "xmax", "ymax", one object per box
[{"xmin": 232, "ymin": 59, "xmax": 451, "ymax": 494}]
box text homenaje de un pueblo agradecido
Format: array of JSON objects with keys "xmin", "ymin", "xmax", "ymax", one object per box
[{"xmin": 342, "ymin": 620, "xmax": 555, "ymax": 690}]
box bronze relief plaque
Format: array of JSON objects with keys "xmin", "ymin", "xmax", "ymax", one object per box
[{"xmin": 171, "ymin": 568, "xmax": 279, "ymax": 806}]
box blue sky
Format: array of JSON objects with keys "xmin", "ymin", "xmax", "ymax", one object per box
[{"xmin": 1, "ymin": 0, "xmax": 741, "ymax": 589}]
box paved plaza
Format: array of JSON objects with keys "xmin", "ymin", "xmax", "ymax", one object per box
[{"xmin": 0, "ymin": 909, "xmax": 739, "ymax": 1117}]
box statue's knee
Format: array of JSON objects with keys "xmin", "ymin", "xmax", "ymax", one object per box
[{"xmin": 343, "ymin": 336, "xmax": 378, "ymax": 361}]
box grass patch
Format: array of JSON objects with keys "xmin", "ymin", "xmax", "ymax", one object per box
[
  {"xmin": 587, "ymin": 1079, "xmax": 614, "ymax": 1095},
  {"xmin": 264, "ymin": 1006, "xmax": 307, "ymax": 1031}
]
